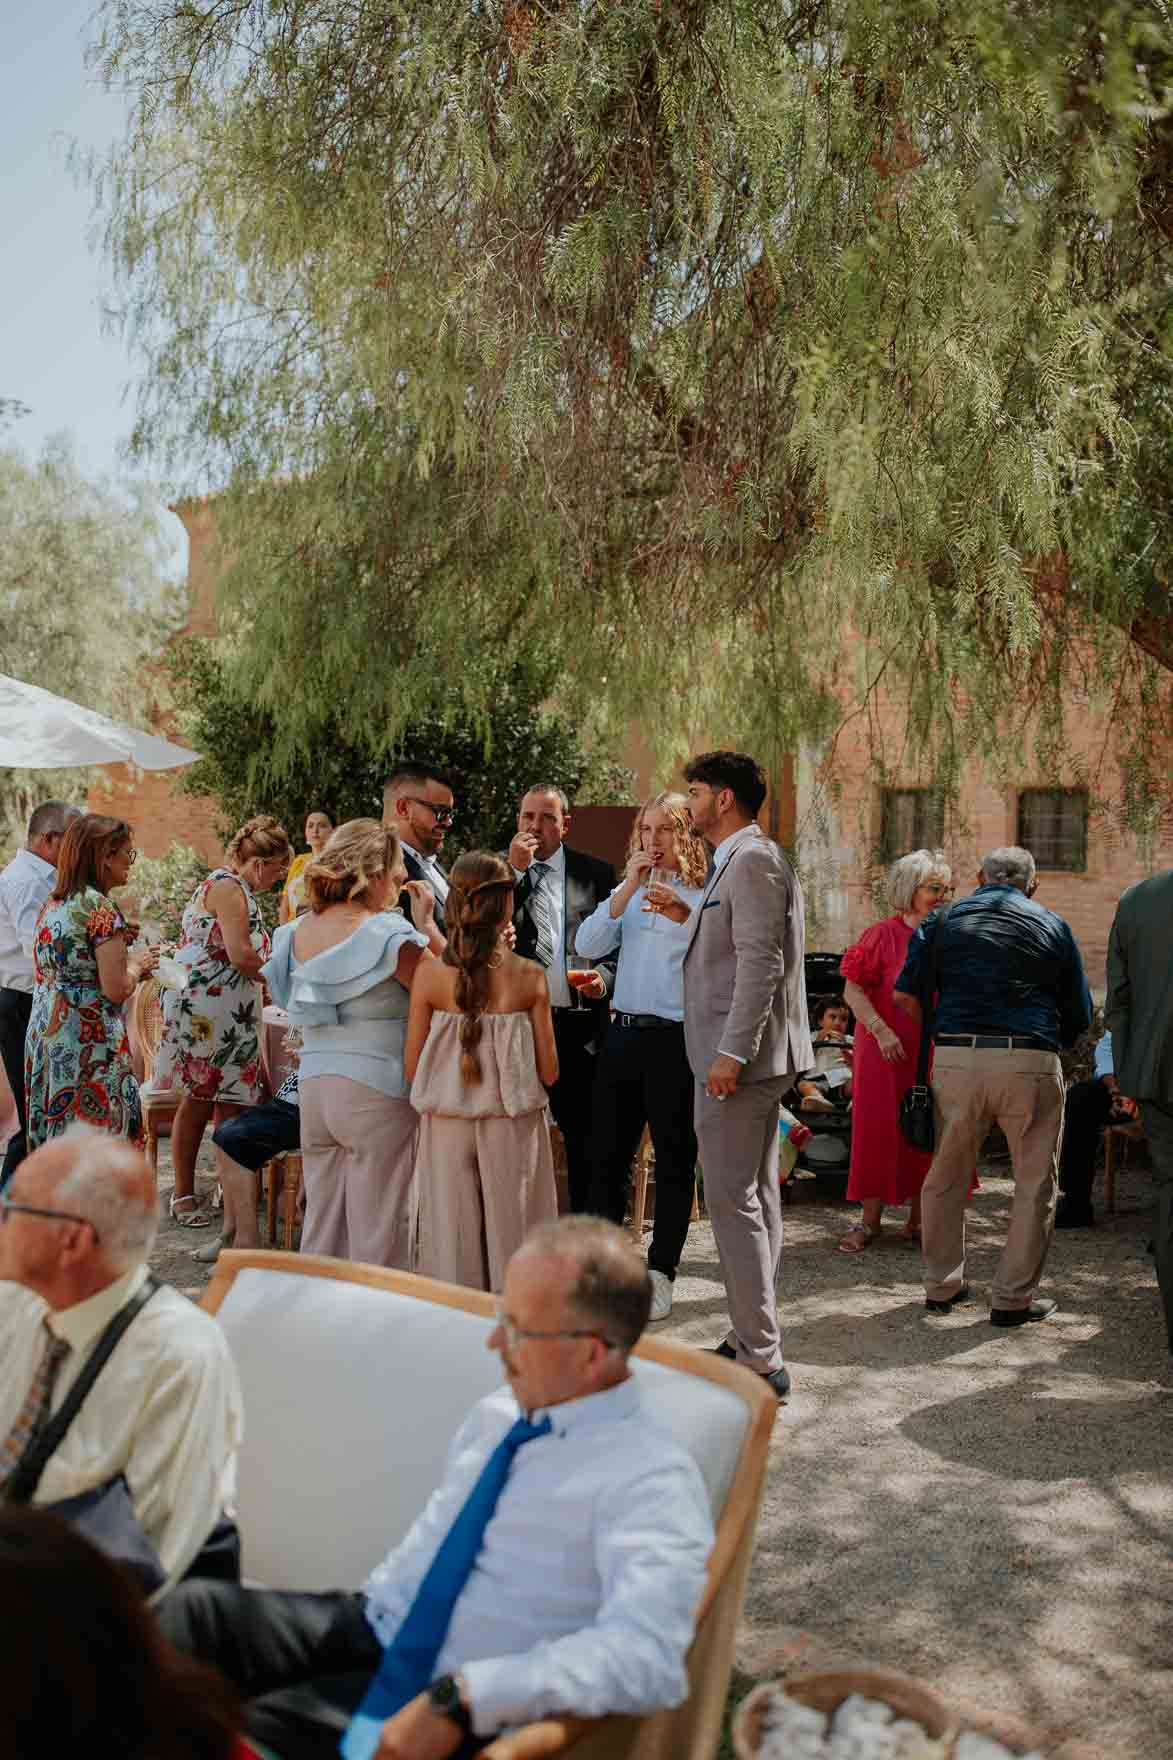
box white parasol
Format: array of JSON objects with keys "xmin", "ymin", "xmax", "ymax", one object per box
[{"xmin": 0, "ymin": 674, "xmax": 200, "ymax": 771}]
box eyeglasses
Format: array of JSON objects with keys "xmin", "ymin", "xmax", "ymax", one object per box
[
  {"xmin": 923, "ymin": 883, "xmax": 951, "ymax": 896},
  {"xmin": 0, "ymin": 1193, "xmax": 100, "ymax": 1243},
  {"xmin": 493, "ymin": 1303, "xmax": 616, "ymax": 1354},
  {"xmin": 405, "ymin": 798, "xmax": 456, "ymax": 828}
]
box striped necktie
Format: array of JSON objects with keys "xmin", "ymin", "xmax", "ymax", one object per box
[
  {"xmin": 342, "ymin": 1414, "xmax": 553, "ymax": 1760},
  {"xmin": 0, "ymin": 1325, "xmax": 71, "ymax": 1491},
  {"xmin": 528, "ymin": 862, "xmax": 556, "ymax": 969}
]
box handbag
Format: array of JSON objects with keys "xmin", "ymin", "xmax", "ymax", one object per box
[
  {"xmin": 3, "ymin": 1276, "xmax": 167, "ymax": 1593},
  {"xmin": 898, "ymin": 906, "xmax": 951, "ymax": 1153}
]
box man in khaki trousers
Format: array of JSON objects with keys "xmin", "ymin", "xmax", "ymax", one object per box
[
  {"xmin": 678, "ymin": 752, "xmax": 812, "ymax": 1400},
  {"xmin": 894, "ymin": 847, "xmax": 1092, "ymax": 1325}
]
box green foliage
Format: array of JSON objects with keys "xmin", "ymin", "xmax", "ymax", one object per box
[
  {"xmin": 163, "ymin": 636, "xmax": 630, "ymax": 858},
  {"xmin": 0, "ymin": 436, "xmax": 181, "ymax": 855},
  {"xmin": 129, "ymin": 840, "xmax": 210, "ymax": 943},
  {"xmin": 87, "ymin": 0, "xmax": 1173, "ymax": 811}
]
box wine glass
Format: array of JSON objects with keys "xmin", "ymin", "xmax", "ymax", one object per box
[
  {"xmin": 567, "ymin": 953, "xmax": 596, "ymax": 1005},
  {"xmin": 645, "ymin": 866, "xmax": 666, "ymax": 931}
]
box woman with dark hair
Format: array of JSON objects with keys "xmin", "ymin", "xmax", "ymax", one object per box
[
  {"xmin": 406, "ymin": 850, "xmax": 558, "ymax": 1291},
  {"xmin": 25, "ymin": 813, "xmax": 159, "ymax": 1151},
  {"xmin": 0, "ymin": 1507, "xmax": 240, "ymax": 1760},
  {"xmin": 278, "ymin": 808, "xmax": 334, "ymax": 923}
]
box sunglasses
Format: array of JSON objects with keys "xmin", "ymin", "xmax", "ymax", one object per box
[
  {"xmin": 0, "ymin": 1193, "xmax": 100, "ymax": 1243},
  {"xmin": 405, "ymin": 797, "xmax": 456, "ymax": 828}
]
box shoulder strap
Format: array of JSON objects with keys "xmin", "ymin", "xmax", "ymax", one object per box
[
  {"xmin": 4, "ymin": 1274, "xmax": 161, "ymax": 1507},
  {"xmin": 915, "ymin": 906, "xmax": 952, "ymax": 1086}
]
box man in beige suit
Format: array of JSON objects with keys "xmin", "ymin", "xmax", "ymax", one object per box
[{"xmin": 676, "ymin": 751, "xmax": 812, "ymax": 1400}]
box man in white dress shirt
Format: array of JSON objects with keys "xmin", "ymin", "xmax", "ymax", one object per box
[
  {"xmin": 0, "ymin": 1125, "xmax": 243, "ymax": 1595},
  {"xmin": 383, "ymin": 764, "xmax": 455, "ymax": 954},
  {"xmin": 0, "ymin": 800, "xmax": 81, "ymax": 1188},
  {"xmin": 158, "ymin": 1216, "xmax": 715, "ymax": 1760}
]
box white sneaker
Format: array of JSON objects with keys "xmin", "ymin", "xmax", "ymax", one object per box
[{"xmin": 649, "ymin": 1269, "xmax": 674, "ymax": 1322}]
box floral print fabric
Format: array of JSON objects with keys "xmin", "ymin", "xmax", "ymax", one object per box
[
  {"xmin": 173, "ymin": 868, "xmax": 270, "ymax": 1103},
  {"xmin": 26, "ymin": 886, "xmax": 143, "ymax": 1149}
]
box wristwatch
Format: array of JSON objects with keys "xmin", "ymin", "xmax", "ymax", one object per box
[{"xmin": 428, "ymin": 1674, "xmax": 473, "ymax": 1736}]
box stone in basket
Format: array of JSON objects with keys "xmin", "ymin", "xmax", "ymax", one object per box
[{"xmin": 734, "ymin": 1669, "xmax": 957, "ymax": 1760}]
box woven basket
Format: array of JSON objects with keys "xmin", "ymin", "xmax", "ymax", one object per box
[{"xmin": 733, "ymin": 1668, "xmax": 958, "ymax": 1759}]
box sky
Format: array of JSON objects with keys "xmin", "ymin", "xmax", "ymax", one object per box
[{"xmin": 1, "ymin": 2, "xmax": 188, "ymax": 574}]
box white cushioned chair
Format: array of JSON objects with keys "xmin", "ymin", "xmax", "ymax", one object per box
[{"xmin": 203, "ymin": 1251, "xmax": 777, "ymax": 1760}]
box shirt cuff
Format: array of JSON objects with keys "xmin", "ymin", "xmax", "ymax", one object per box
[
  {"xmin": 459, "ymin": 1655, "xmax": 540, "ymax": 1738},
  {"xmin": 717, "ymin": 1049, "xmax": 747, "ymax": 1065}
]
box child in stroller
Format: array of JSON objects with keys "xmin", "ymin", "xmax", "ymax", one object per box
[{"xmin": 797, "ymin": 994, "xmax": 854, "ymax": 1112}]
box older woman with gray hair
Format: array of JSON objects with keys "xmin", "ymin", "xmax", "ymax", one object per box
[{"xmin": 836, "ymin": 848, "xmax": 953, "ymax": 1252}]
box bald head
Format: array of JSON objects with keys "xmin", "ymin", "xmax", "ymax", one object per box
[
  {"xmin": 3, "ymin": 1128, "xmax": 157, "ymax": 1299},
  {"xmin": 518, "ymin": 1216, "xmax": 652, "ymax": 1353}
]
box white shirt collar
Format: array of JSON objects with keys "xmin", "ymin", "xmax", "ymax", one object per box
[
  {"xmin": 45, "ymin": 1263, "xmax": 149, "ymax": 1354},
  {"xmin": 711, "ymin": 823, "xmax": 758, "ymax": 865},
  {"xmin": 529, "ymin": 1375, "xmax": 639, "ymax": 1436},
  {"xmin": 11, "ymin": 848, "xmax": 55, "ymax": 883},
  {"xmin": 534, "ymin": 843, "xmax": 566, "ymax": 877}
]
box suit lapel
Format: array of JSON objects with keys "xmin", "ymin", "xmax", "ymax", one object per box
[{"xmin": 685, "ymin": 825, "xmax": 759, "ymax": 956}]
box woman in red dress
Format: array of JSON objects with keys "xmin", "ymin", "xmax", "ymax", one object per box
[{"xmin": 837, "ymin": 849, "xmax": 953, "ymax": 1252}]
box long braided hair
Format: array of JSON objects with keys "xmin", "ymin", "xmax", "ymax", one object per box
[{"xmin": 443, "ymin": 851, "xmax": 516, "ymax": 1084}]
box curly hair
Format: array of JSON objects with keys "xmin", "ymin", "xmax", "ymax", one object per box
[
  {"xmin": 52, "ymin": 815, "xmax": 132, "ymax": 900},
  {"xmin": 626, "ymin": 791, "xmax": 708, "ymax": 890},
  {"xmin": 443, "ymin": 851, "xmax": 516, "ymax": 1085},
  {"xmin": 304, "ymin": 820, "xmax": 401, "ymax": 911},
  {"xmin": 224, "ymin": 814, "xmax": 292, "ymax": 867}
]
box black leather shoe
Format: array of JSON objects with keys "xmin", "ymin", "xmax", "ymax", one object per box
[
  {"xmin": 763, "ymin": 1364, "xmax": 791, "ymax": 1401},
  {"xmin": 990, "ymin": 1299, "xmax": 1058, "ymax": 1327},
  {"xmin": 710, "ymin": 1341, "xmax": 737, "ymax": 1360},
  {"xmin": 925, "ymin": 1285, "xmax": 971, "ymax": 1314}
]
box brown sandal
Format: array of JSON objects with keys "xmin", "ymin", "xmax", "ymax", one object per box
[{"xmin": 838, "ymin": 1224, "xmax": 875, "ymax": 1254}]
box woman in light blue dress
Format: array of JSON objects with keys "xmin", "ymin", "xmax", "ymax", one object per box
[{"xmin": 263, "ymin": 820, "xmax": 432, "ymax": 1267}]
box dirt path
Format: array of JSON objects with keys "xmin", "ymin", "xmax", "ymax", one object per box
[{"xmin": 154, "ymin": 1152, "xmax": 1171, "ymax": 1758}]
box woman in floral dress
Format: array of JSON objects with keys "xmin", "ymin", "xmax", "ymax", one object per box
[
  {"xmin": 167, "ymin": 815, "xmax": 291, "ymax": 1228},
  {"xmin": 26, "ymin": 816, "xmax": 160, "ymax": 1150}
]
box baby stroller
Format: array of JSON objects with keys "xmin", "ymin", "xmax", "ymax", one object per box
[{"xmin": 781, "ymin": 952, "xmax": 853, "ymax": 1192}]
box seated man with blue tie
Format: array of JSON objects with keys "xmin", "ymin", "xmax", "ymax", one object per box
[{"xmin": 156, "ymin": 1216, "xmax": 715, "ymax": 1760}]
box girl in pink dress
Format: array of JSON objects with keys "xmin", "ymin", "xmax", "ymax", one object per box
[{"xmin": 836, "ymin": 849, "xmax": 952, "ymax": 1252}]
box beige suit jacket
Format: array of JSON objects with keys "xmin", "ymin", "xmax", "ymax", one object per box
[{"xmin": 682, "ymin": 824, "xmax": 813, "ymax": 1085}]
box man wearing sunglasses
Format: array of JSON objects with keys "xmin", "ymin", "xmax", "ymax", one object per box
[
  {"xmin": 384, "ymin": 764, "xmax": 456, "ymax": 950},
  {"xmin": 159, "ymin": 1217, "xmax": 714, "ymax": 1760},
  {"xmin": 0, "ymin": 1125, "xmax": 242, "ymax": 1595},
  {"xmin": 0, "ymin": 800, "xmax": 81, "ymax": 1189}
]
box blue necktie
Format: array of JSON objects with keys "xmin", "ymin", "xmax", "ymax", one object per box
[{"xmin": 341, "ymin": 1414, "xmax": 553, "ymax": 1760}]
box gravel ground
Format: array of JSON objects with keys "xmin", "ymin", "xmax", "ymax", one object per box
[{"xmin": 152, "ymin": 1147, "xmax": 1172, "ymax": 1758}]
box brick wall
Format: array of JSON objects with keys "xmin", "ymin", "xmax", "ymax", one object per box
[{"xmin": 794, "ymin": 686, "xmax": 1173, "ymax": 992}]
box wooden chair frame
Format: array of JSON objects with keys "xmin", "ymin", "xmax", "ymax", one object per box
[
  {"xmin": 128, "ymin": 978, "xmax": 180, "ymax": 1176},
  {"xmin": 1103, "ymin": 1119, "xmax": 1146, "ymax": 1215},
  {"xmin": 203, "ymin": 1251, "xmax": 777, "ymax": 1760}
]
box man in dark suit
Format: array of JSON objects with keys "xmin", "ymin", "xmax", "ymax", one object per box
[
  {"xmin": 507, "ymin": 785, "xmax": 616, "ymax": 1211},
  {"xmin": 1107, "ymin": 867, "xmax": 1173, "ymax": 1356},
  {"xmin": 383, "ymin": 763, "xmax": 454, "ymax": 954}
]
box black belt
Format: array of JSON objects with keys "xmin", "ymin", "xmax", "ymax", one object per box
[
  {"xmin": 614, "ymin": 1012, "xmax": 679, "ymax": 1031},
  {"xmin": 935, "ymin": 1033, "xmax": 1056, "ymax": 1052}
]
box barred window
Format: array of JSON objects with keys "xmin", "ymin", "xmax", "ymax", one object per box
[
  {"xmin": 1017, "ymin": 788, "xmax": 1088, "ymax": 872},
  {"xmin": 880, "ymin": 789, "xmax": 945, "ymax": 863}
]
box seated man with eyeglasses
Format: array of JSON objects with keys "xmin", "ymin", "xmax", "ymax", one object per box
[
  {"xmin": 0, "ymin": 1124, "xmax": 243, "ymax": 1596},
  {"xmin": 157, "ymin": 1216, "xmax": 715, "ymax": 1760}
]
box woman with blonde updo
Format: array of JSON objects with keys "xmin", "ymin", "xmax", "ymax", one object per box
[
  {"xmin": 262, "ymin": 819, "xmax": 429, "ymax": 1267},
  {"xmin": 169, "ymin": 815, "xmax": 291, "ymax": 1230},
  {"xmin": 406, "ymin": 851, "xmax": 558, "ymax": 1292}
]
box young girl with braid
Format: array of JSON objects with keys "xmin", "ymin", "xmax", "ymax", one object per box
[{"xmin": 406, "ymin": 851, "xmax": 559, "ymax": 1291}]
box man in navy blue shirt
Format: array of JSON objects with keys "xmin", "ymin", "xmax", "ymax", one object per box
[{"xmin": 894, "ymin": 847, "xmax": 1092, "ymax": 1327}]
